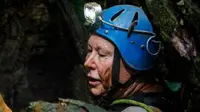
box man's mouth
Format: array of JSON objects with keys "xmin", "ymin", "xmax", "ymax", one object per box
[{"xmin": 88, "ymin": 77, "xmax": 101, "ymax": 86}]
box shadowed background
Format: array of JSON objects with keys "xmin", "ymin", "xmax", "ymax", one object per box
[{"xmin": 0, "ymin": 0, "xmax": 200, "ymax": 112}]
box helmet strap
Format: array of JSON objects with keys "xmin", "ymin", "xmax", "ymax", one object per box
[{"xmin": 99, "ymin": 48, "xmax": 134, "ymax": 108}]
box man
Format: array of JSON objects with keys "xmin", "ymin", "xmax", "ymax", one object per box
[{"xmin": 84, "ymin": 4, "xmax": 178, "ymax": 112}]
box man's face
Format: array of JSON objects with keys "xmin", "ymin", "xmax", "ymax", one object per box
[{"xmin": 84, "ymin": 34, "xmax": 114, "ymax": 96}]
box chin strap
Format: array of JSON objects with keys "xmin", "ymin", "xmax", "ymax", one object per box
[{"xmin": 99, "ymin": 48, "xmax": 134, "ymax": 108}]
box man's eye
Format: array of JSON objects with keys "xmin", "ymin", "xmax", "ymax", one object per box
[
  {"xmin": 99, "ymin": 53, "xmax": 106, "ymax": 57},
  {"xmin": 88, "ymin": 49, "xmax": 92, "ymax": 52}
]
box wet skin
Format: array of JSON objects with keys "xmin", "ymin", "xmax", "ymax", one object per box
[
  {"xmin": 84, "ymin": 34, "xmax": 114, "ymax": 96},
  {"xmin": 84, "ymin": 34, "xmax": 133, "ymax": 96}
]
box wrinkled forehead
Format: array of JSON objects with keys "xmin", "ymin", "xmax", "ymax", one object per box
[{"xmin": 88, "ymin": 34, "xmax": 115, "ymax": 50}]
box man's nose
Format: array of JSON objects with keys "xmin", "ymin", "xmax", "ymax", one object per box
[{"xmin": 84, "ymin": 53, "xmax": 96, "ymax": 69}]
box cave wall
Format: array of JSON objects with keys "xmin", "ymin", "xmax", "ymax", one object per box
[
  {"xmin": 0, "ymin": 0, "xmax": 89, "ymax": 111},
  {"xmin": 0, "ymin": 0, "xmax": 200, "ymax": 111}
]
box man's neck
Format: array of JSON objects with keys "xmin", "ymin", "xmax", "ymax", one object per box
[{"xmin": 112, "ymin": 82, "xmax": 163, "ymax": 99}]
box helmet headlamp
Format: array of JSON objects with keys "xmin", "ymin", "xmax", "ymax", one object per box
[{"xmin": 84, "ymin": 2, "xmax": 102, "ymax": 24}]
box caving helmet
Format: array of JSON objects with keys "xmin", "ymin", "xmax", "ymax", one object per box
[{"xmin": 84, "ymin": 3, "xmax": 161, "ymax": 71}]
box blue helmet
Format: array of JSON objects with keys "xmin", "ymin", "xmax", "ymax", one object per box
[{"xmin": 95, "ymin": 5, "xmax": 160, "ymax": 70}]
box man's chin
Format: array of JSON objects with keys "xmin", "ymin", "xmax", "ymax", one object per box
[{"xmin": 90, "ymin": 87, "xmax": 104, "ymax": 96}]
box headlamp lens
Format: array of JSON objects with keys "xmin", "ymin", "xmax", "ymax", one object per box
[
  {"xmin": 84, "ymin": 7, "xmax": 96, "ymax": 23},
  {"xmin": 84, "ymin": 2, "xmax": 102, "ymax": 24}
]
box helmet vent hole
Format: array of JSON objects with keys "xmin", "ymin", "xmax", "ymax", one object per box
[
  {"xmin": 132, "ymin": 12, "xmax": 138, "ymax": 25},
  {"xmin": 127, "ymin": 12, "xmax": 138, "ymax": 37},
  {"xmin": 111, "ymin": 9, "xmax": 125, "ymax": 21}
]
